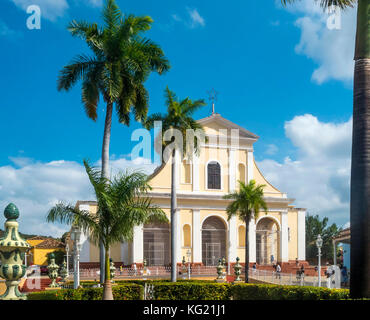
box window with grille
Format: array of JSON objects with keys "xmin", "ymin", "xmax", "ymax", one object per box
[
  {"xmin": 207, "ymin": 162, "xmax": 221, "ymax": 189},
  {"xmin": 143, "ymin": 223, "xmax": 170, "ymax": 266}
]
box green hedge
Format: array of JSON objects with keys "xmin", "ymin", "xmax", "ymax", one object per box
[
  {"xmin": 151, "ymin": 282, "xmax": 231, "ymax": 300},
  {"xmin": 27, "ymin": 283, "xmax": 144, "ymax": 300},
  {"xmin": 231, "ymin": 284, "xmax": 350, "ymax": 300},
  {"xmin": 27, "ymin": 281, "xmax": 350, "ymax": 301}
]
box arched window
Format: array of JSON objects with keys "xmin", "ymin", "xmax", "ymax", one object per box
[
  {"xmin": 238, "ymin": 225, "xmax": 246, "ymax": 247},
  {"xmin": 238, "ymin": 163, "xmax": 246, "ymax": 184},
  {"xmin": 207, "ymin": 161, "xmax": 221, "ymax": 189},
  {"xmin": 183, "ymin": 225, "xmax": 191, "ymax": 247}
]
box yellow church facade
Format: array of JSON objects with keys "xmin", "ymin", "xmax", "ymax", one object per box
[{"xmin": 76, "ymin": 113, "xmax": 306, "ymax": 267}]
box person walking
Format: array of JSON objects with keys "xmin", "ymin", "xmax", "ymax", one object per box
[{"xmin": 276, "ymin": 263, "xmax": 281, "ymax": 279}]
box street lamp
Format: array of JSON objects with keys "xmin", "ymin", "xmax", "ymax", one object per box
[
  {"xmin": 70, "ymin": 226, "xmax": 82, "ymax": 289},
  {"xmin": 186, "ymin": 249, "xmax": 191, "ymax": 280},
  {"xmin": 65, "ymin": 243, "xmax": 70, "ymax": 277},
  {"xmin": 316, "ymin": 234, "xmax": 323, "ymax": 287}
]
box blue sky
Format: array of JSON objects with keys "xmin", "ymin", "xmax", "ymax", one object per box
[{"xmin": 0, "ymin": 0, "xmax": 355, "ymax": 235}]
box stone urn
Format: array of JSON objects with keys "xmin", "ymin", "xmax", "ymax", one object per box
[
  {"xmin": 109, "ymin": 258, "xmax": 116, "ymax": 282},
  {"xmin": 215, "ymin": 258, "xmax": 226, "ymax": 282},
  {"xmin": 59, "ymin": 259, "xmax": 68, "ymax": 283},
  {"xmin": 47, "ymin": 253, "xmax": 59, "ymax": 288},
  {"xmin": 142, "ymin": 258, "xmax": 148, "ymax": 277},
  {"xmin": 181, "ymin": 256, "xmax": 187, "ymax": 279},
  {"xmin": 0, "ymin": 203, "xmax": 31, "ymax": 300},
  {"xmin": 233, "ymin": 257, "xmax": 242, "ymax": 282}
]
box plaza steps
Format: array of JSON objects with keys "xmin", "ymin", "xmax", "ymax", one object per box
[{"xmin": 20, "ymin": 277, "xmax": 62, "ymax": 293}]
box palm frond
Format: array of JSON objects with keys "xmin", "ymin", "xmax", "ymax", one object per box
[{"xmin": 281, "ymin": 0, "xmax": 356, "ymax": 9}]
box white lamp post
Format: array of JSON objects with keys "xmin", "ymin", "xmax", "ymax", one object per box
[
  {"xmin": 71, "ymin": 226, "xmax": 82, "ymax": 289},
  {"xmin": 186, "ymin": 249, "xmax": 191, "ymax": 280},
  {"xmin": 316, "ymin": 234, "xmax": 323, "ymax": 287},
  {"xmin": 65, "ymin": 243, "xmax": 70, "ymax": 277}
]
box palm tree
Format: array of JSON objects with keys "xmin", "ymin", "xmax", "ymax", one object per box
[
  {"xmin": 144, "ymin": 87, "xmax": 206, "ymax": 282},
  {"xmin": 46, "ymin": 160, "xmax": 168, "ymax": 300},
  {"xmin": 223, "ymin": 180, "xmax": 267, "ymax": 283},
  {"xmin": 57, "ymin": 0, "xmax": 170, "ymax": 283},
  {"xmin": 282, "ymin": 0, "xmax": 369, "ymax": 298}
]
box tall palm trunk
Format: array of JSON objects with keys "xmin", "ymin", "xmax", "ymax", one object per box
[
  {"xmin": 99, "ymin": 102, "xmax": 113, "ymax": 285},
  {"xmin": 102, "ymin": 247, "xmax": 113, "ymax": 300},
  {"xmin": 350, "ymin": 0, "xmax": 370, "ymax": 299},
  {"xmin": 171, "ymin": 149, "xmax": 178, "ymax": 282},
  {"xmin": 245, "ymin": 220, "xmax": 249, "ymax": 283}
]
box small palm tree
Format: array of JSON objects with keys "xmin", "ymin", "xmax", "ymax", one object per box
[
  {"xmin": 57, "ymin": 0, "xmax": 170, "ymax": 282},
  {"xmin": 282, "ymin": 0, "xmax": 369, "ymax": 298},
  {"xmin": 223, "ymin": 180, "xmax": 267, "ymax": 283},
  {"xmin": 144, "ymin": 87, "xmax": 206, "ymax": 282},
  {"xmin": 46, "ymin": 160, "xmax": 168, "ymax": 300}
]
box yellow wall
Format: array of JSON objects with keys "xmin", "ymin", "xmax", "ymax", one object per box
[{"xmin": 29, "ymin": 248, "xmax": 65, "ymax": 266}]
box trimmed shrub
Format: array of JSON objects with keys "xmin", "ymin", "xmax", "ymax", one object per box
[
  {"xmin": 151, "ymin": 282, "xmax": 232, "ymax": 300},
  {"xmin": 231, "ymin": 284, "xmax": 350, "ymax": 300},
  {"xmin": 27, "ymin": 283, "xmax": 144, "ymax": 300}
]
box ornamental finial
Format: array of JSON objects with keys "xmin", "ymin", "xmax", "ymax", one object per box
[{"xmin": 4, "ymin": 203, "xmax": 19, "ymax": 220}]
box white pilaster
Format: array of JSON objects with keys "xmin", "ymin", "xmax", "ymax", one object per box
[
  {"xmin": 229, "ymin": 148, "xmax": 236, "ymax": 192},
  {"xmin": 121, "ymin": 242, "xmax": 129, "ymax": 264},
  {"xmin": 174, "ymin": 209, "xmax": 182, "ymax": 262},
  {"xmin": 228, "ymin": 216, "xmax": 237, "ymax": 263},
  {"xmin": 247, "ymin": 151, "xmax": 254, "ymax": 182},
  {"xmin": 78, "ymin": 204, "xmax": 90, "ymax": 262},
  {"xmin": 297, "ymin": 209, "xmax": 306, "ymax": 260},
  {"xmin": 192, "ymin": 209, "xmax": 202, "ymax": 263},
  {"xmin": 248, "ymin": 218, "xmax": 256, "ymax": 263},
  {"xmin": 192, "ymin": 153, "xmax": 199, "ymax": 192},
  {"xmin": 132, "ymin": 225, "xmax": 144, "ymax": 264},
  {"xmin": 175, "ymin": 149, "xmax": 180, "ymax": 189},
  {"xmin": 280, "ymin": 210, "xmax": 289, "ymax": 262}
]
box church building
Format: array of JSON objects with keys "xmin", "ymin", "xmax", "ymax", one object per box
[{"xmin": 76, "ymin": 113, "xmax": 306, "ymax": 267}]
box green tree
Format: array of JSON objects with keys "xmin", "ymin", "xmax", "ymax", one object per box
[
  {"xmin": 46, "ymin": 250, "xmax": 65, "ymax": 266},
  {"xmin": 46, "ymin": 160, "xmax": 168, "ymax": 300},
  {"xmin": 57, "ymin": 0, "xmax": 170, "ymax": 282},
  {"xmin": 282, "ymin": 0, "xmax": 370, "ymax": 300},
  {"xmin": 223, "ymin": 180, "xmax": 267, "ymax": 283},
  {"xmin": 305, "ymin": 214, "xmax": 341, "ymax": 265},
  {"xmin": 144, "ymin": 87, "xmax": 206, "ymax": 282}
]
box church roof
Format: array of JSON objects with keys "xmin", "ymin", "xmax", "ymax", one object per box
[
  {"xmin": 197, "ymin": 113, "xmax": 259, "ymax": 140},
  {"xmin": 33, "ymin": 238, "xmax": 65, "ymax": 249}
]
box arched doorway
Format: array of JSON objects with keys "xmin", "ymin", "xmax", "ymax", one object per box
[
  {"xmin": 256, "ymin": 218, "xmax": 280, "ymax": 265},
  {"xmin": 143, "ymin": 223, "xmax": 170, "ymax": 266},
  {"xmin": 202, "ymin": 216, "xmax": 226, "ymax": 266}
]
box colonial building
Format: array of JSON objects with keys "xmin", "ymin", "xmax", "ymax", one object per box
[{"xmin": 76, "ymin": 113, "xmax": 306, "ymax": 267}]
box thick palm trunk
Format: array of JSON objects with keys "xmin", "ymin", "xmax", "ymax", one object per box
[
  {"xmin": 350, "ymin": 0, "xmax": 370, "ymax": 299},
  {"xmin": 245, "ymin": 221, "xmax": 249, "ymax": 283},
  {"xmin": 171, "ymin": 150, "xmax": 178, "ymax": 282},
  {"xmin": 99, "ymin": 102, "xmax": 113, "ymax": 285},
  {"xmin": 102, "ymin": 248, "xmax": 113, "ymax": 300}
]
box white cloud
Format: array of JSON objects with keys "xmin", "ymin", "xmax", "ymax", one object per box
[
  {"xmin": 265, "ymin": 144, "xmax": 279, "ymax": 155},
  {"xmin": 171, "ymin": 7, "xmax": 205, "ymax": 29},
  {"xmin": 187, "ymin": 7, "xmax": 205, "ymax": 28},
  {"xmin": 258, "ymin": 114, "xmax": 352, "ymax": 225},
  {"xmin": 0, "ymin": 156, "xmax": 156, "ymax": 237},
  {"xmin": 83, "ymin": 0, "xmax": 103, "ymax": 7},
  {"xmin": 280, "ymin": 0, "xmax": 356, "ymax": 84},
  {"xmin": 10, "ymin": 0, "xmax": 69, "ymax": 21}
]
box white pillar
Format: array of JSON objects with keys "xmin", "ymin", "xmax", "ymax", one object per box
[
  {"xmin": 229, "ymin": 148, "xmax": 236, "ymax": 192},
  {"xmin": 121, "ymin": 242, "xmax": 129, "ymax": 265},
  {"xmin": 192, "ymin": 209, "xmax": 202, "ymax": 263},
  {"xmin": 280, "ymin": 210, "xmax": 289, "ymax": 262},
  {"xmin": 247, "ymin": 151, "xmax": 254, "ymax": 182},
  {"xmin": 249, "ymin": 218, "xmax": 256, "ymax": 263},
  {"xmin": 132, "ymin": 225, "xmax": 144, "ymax": 264},
  {"xmin": 297, "ymin": 209, "xmax": 306, "ymax": 261},
  {"xmin": 175, "ymin": 149, "xmax": 180, "ymax": 189},
  {"xmin": 192, "ymin": 153, "xmax": 199, "ymax": 192},
  {"xmin": 228, "ymin": 216, "xmax": 237, "ymax": 264}
]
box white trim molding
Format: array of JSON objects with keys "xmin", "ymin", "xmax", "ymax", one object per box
[
  {"xmin": 192, "ymin": 153, "xmax": 200, "ymax": 192},
  {"xmin": 78, "ymin": 204, "xmax": 90, "ymax": 263},
  {"xmin": 249, "ymin": 218, "xmax": 256, "ymax": 263},
  {"xmin": 229, "ymin": 149, "xmax": 236, "ymax": 192},
  {"xmin": 247, "ymin": 151, "xmax": 254, "ymax": 183},
  {"xmin": 228, "ymin": 215, "xmax": 237, "ymax": 264}
]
